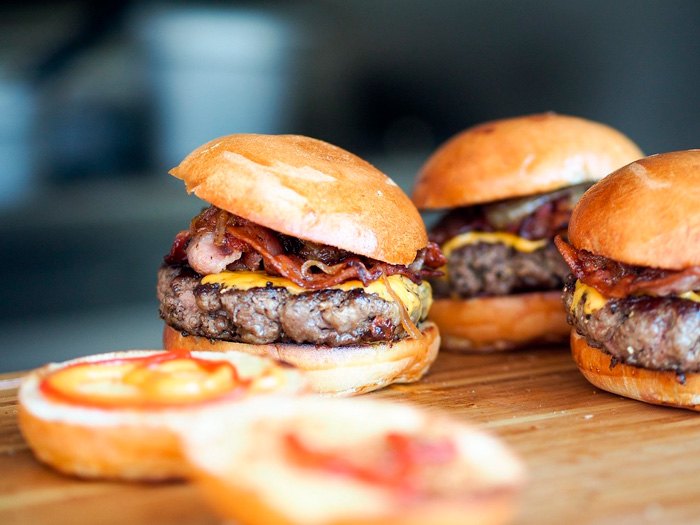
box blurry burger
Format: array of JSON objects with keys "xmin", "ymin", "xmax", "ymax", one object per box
[
  {"xmin": 158, "ymin": 134, "xmax": 444, "ymax": 395},
  {"xmin": 556, "ymin": 150, "xmax": 700, "ymax": 410},
  {"xmin": 412, "ymin": 113, "xmax": 643, "ymax": 352}
]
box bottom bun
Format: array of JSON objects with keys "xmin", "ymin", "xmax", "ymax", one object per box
[
  {"xmin": 18, "ymin": 350, "xmax": 307, "ymax": 480},
  {"xmin": 427, "ymin": 292, "xmax": 569, "ymax": 352},
  {"xmin": 571, "ymin": 332, "xmax": 700, "ymax": 411},
  {"xmin": 163, "ymin": 323, "xmax": 440, "ymax": 396},
  {"xmin": 181, "ymin": 396, "xmax": 525, "ymax": 525}
]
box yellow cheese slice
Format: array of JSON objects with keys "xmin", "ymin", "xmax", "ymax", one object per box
[
  {"xmin": 441, "ymin": 232, "xmax": 547, "ymax": 258},
  {"xmin": 201, "ymin": 271, "xmax": 431, "ymax": 321}
]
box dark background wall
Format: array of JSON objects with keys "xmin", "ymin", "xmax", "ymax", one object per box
[{"xmin": 0, "ymin": 0, "xmax": 698, "ymax": 370}]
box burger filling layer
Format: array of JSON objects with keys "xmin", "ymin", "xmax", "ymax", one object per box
[
  {"xmin": 159, "ymin": 206, "xmax": 443, "ymax": 346},
  {"xmin": 557, "ymin": 238, "xmax": 700, "ymax": 373},
  {"xmin": 429, "ymin": 184, "xmax": 587, "ymax": 298},
  {"xmin": 158, "ymin": 265, "xmax": 431, "ymax": 346}
]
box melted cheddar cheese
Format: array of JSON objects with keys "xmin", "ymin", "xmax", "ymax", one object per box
[
  {"xmin": 680, "ymin": 291, "xmax": 700, "ymax": 303},
  {"xmin": 202, "ymin": 271, "xmax": 432, "ymax": 322},
  {"xmin": 441, "ymin": 232, "xmax": 548, "ymax": 258},
  {"xmin": 570, "ymin": 280, "xmax": 700, "ymax": 315},
  {"xmin": 570, "ymin": 280, "xmax": 609, "ymax": 314}
]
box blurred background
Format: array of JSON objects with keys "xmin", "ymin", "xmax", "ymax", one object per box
[{"xmin": 1, "ymin": 0, "xmax": 699, "ymax": 371}]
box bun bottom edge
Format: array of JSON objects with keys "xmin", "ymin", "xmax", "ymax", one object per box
[
  {"xmin": 428, "ymin": 292, "xmax": 569, "ymax": 353},
  {"xmin": 162, "ymin": 323, "xmax": 440, "ymax": 396},
  {"xmin": 571, "ymin": 331, "xmax": 700, "ymax": 410}
]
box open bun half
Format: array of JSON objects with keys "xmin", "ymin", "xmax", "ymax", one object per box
[
  {"xmin": 413, "ymin": 113, "xmax": 643, "ymax": 209},
  {"xmin": 180, "ymin": 396, "xmax": 525, "ymax": 525},
  {"xmin": 163, "ymin": 323, "xmax": 440, "ymax": 396},
  {"xmin": 18, "ymin": 350, "xmax": 307, "ymax": 480},
  {"xmin": 569, "ymin": 150, "xmax": 700, "ymax": 269},
  {"xmin": 169, "ymin": 134, "xmax": 427, "ymax": 265},
  {"xmin": 427, "ymin": 292, "xmax": 569, "ymax": 352},
  {"xmin": 571, "ymin": 331, "xmax": 700, "ymax": 410}
]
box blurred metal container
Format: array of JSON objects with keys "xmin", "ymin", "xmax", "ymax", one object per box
[{"xmin": 138, "ymin": 6, "xmax": 303, "ymax": 168}]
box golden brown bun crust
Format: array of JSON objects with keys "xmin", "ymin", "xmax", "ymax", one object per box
[
  {"xmin": 163, "ymin": 323, "xmax": 440, "ymax": 396},
  {"xmin": 571, "ymin": 331, "xmax": 700, "ymax": 410},
  {"xmin": 170, "ymin": 134, "xmax": 427, "ymax": 265},
  {"xmin": 569, "ymin": 150, "xmax": 700, "ymax": 269},
  {"xmin": 413, "ymin": 113, "xmax": 643, "ymax": 209},
  {"xmin": 18, "ymin": 406, "xmax": 184, "ymax": 480},
  {"xmin": 428, "ymin": 292, "xmax": 569, "ymax": 352}
]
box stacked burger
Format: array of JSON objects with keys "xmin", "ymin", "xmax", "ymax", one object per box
[
  {"xmin": 158, "ymin": 134, "xmax": 444, "ymax": 395},
  {"xmin": 557, "ymin": 150, "xmax": 700, "ymax": 409},
  {"xmin": 412, "ymin": 113, "xmax": 643, "ymax": 351}
]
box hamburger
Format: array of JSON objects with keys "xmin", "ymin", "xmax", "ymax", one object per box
[
  {"xmin": 412, "ymin": 113, "xmax": 643, "ymax": 351},
  {"xmin": 555, "ymin": 150, "xmax": 700, "ymax": 410},
  {"xmin": 158, "ymin": 134, "xmax": 444, "ymax": 395}
]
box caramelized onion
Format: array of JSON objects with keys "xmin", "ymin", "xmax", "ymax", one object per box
[
  {"xmin": 485, "ymin": 183, "xmax": 590, "ymax": 229},
  {"xmin": 213, "ymin": 210, "xmax": 229, "ymax": 246},
  {"xmin": 381, "ymin": 274, "xmax": 421, "ymax": 340},
  {"xmin": 301, "ymin": 260, "xmax": 346, "ymax": 277}
]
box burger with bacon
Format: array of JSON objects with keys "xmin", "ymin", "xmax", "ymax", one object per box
[
  {"xmin": 556, "ymin": 150, "xmax": 700, "ymax": 410},
  {"xmin": 157, "ymin": 134, "xmax": 444, "ymax": 395},
  {"xmin": 412, "ymin": 113, "xmax": 643, "ymax": 351}
]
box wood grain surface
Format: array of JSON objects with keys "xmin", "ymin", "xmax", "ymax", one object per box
[{"xmin": 2, "ymin": 348, "xmax": 700, "ymax": 525}]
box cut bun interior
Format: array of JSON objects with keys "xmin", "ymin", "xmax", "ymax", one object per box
[
  {"xmin": 413, "ymin": 113, "xmax": 644, "ymax": 210},
  {"xmin": 18, "ymin": 350, "xmax": 308, "ymax": 480},
  {"xmin": 569, "ymin": 149, "xmax": 700, "ymax": 269},
  {"xmin": 170, "ymin": 133, "xmax": 428, "ymax": 266},
  {"xmin": 571, "ymin": 331, "xmax": 700, "ymax": 411},
  {"xmin": 163, "ymin": 322, "xmax": 440, "ymax": 396},
  {"xmin": 180, "ymin": 396, "xmax": 525, "ymax": 525},
  {"xmin": 427, "ymin": 292, "xmax": 569, "ymax": 352}
]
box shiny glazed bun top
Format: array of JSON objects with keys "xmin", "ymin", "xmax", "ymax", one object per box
[
  {"xmin": 170, "ymin": 134, "xmax": 428, "ymax": 266},
  {"xmin": 413, "ymin": 113, "xmax": 643, "ymax": 209},
  {"xmin": 569, "ymin": 150, "xmax": 700, "ymax": 270}
]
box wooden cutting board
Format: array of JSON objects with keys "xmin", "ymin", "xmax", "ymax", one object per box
[{"xmin": 2, "ymin": 348, "xmax": 700, "ymax": 525}]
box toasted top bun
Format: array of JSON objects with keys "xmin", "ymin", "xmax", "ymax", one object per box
[
  {"xmin": 413, "ymin": 113, "xmax": 643, "ymax": 209},
  {"xmin": 170, "ymin": 134, "xmax": 428, "ymax": 266},
  {"xmin": 569, "ymin": 150, "xmax": 700, "ymax": 269}
]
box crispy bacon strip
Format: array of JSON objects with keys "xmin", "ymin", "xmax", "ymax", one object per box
[
  {"xmin": 169, "ymin": 206, "xmax": 444, "ymax": 289},
  {"xmin": 555, "ymin": 236, "xmax": 700, "ymax": 298},
  {"xmin": 164, "ymin": 230, "xmax": 190, "ymax": 264}
]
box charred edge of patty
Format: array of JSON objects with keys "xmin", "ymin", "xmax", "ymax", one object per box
[{"xmin": 563, "ymin": 276, "xmax": 700, "ymax": 374}]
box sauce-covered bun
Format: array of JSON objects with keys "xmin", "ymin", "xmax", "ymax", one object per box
[
  {"xmin": 18, "ymin": 350, "xmax": 307, "ymax": 480},
  {"xmin": 181, "ymin": 396, "xmax": 525, "ymax": 525}
]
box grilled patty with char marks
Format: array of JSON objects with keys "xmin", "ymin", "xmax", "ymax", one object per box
[
  {"xmin": 158, "ymin": 265, "xmax": 428, "ymax": 346},
  {"xmin": 563, "ymin": 276, "xmax": 700, "ymax": 373}
]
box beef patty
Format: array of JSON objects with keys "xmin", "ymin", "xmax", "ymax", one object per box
[
  {"xmin": 157, "ymin": 265, "xmax": 427, "ymax": 346},
  {"xmin": 434, "ymin": 241, "xmax": 569, "ymax": 298},
  {"xmin": 563, "ymin": 277, "xmax": 700, "ymax": 373}
]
